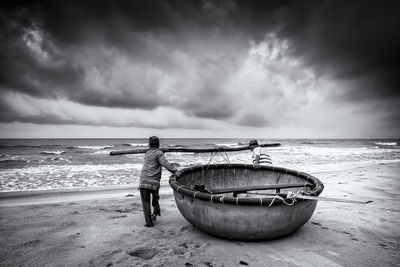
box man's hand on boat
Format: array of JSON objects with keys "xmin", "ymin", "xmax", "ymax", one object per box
[
  {"xmin": 174, "ymin": 170, "xmax": 182, "ymax": 176},
  {"xmin": 253, "ymin": 163, "xmax": 261, "ymax": 169}
]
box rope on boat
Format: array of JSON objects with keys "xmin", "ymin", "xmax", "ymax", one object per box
[
  {"xmin": 300, "ymin": 190, "xmax": 311, "ymax": 196},
  {"xmin": 206, "ymin": 149, "xmax": 232, "ymax": 169},
  {"xmin": 220, "ymin": 151, "xmax": 231, "ymax": 165},
  {"xmin": 206, "ymin": 152, "xmax": 217, "ymax": 168},
  {"xmin": 255, "ymin": 191, "xmax": 300, "ymax": 207},
  {"xmin": 268, "ymin": 195, "xmax": 281, "ymax": 207},
  {"xmin": 281, "ymin": 190, "xmax": 306, "ymax": 206},
  {"xmin": 180, "ymin": 185, "xmax": 310, "ymax": 207}
]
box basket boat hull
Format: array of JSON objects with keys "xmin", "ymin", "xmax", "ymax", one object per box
[
  {"xmin": 170, "ymin": 164, "xmax": 324, "ymax": 241},
  {"xmin": 173, "ymin": 191, "xmax": 317, "ymax": 240}
]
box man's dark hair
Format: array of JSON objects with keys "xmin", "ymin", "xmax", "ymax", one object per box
[{"xmin": 149, "ymin": 136, "xmax": 160, "ymax": 148}]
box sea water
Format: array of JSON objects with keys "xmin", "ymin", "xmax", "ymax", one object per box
[{"xmin": 0, "ymin": 138, "xmax": 399, "ymax": 192}]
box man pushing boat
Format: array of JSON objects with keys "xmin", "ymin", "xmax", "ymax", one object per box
[{"xmin": 138, "ymin": 136, "xmax": 179, "ymax": 227}]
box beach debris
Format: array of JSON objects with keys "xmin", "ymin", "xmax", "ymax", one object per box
[
  {"xmin": 185, "ymin": 263, "xmax": 193, "ymax": 266},
  {"xmin": 126, "ymin": 193, "xmax": 134, "ymax": 197},
  {"xmin": 239, "ymin": 260, "xmax": 249, "ymax": 265},
  {"xmin": 204, "ymin": 262, "xmax": 214, "ymax": 267},
  {"xmin": 379, "ymin": 243, "xmax": 388, "ymax": 249}
]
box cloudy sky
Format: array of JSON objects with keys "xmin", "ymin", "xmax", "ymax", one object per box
[{"xmin": 0, "ymin": 0, "xmax": 399, "ymax": 138}]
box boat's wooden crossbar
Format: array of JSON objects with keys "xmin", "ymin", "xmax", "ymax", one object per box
[{"xmin": 210, "ymin": 183, "xmax": 311, "ymax": 195}]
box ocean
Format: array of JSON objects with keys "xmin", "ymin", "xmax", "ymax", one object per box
[{"xmin": 0, "ymin": 138, "xmax": 399, "ymax": 192}]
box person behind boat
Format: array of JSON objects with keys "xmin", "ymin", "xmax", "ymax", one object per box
[
  {"xmin": 139, "ymin": 136, "xmax": 178, "ymax": 227},
  {"xmin": 248, "ymin": 139, "xmax": 272, "ymax": 168}
]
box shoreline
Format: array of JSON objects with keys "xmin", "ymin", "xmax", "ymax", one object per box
[
  {"xmin": 0, "ymin": 184, "xmax": 173, "ymax": 208},
  {"xmin": 2, "ymin": 160, "xmax": 399, "ymax": 197}
]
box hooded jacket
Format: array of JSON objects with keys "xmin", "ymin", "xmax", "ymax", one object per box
[{"xmin": 138, "ymin": 148, "xmax": 177, "ymax": 190}]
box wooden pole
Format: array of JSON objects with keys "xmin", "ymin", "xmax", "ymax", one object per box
[
  {"xmin": 244, "ymin": 192, "xmax": 372, "ymax": 204},
  {"xmin": 109, "ymin": 143, "xmax": 281, "ymax": 156}
]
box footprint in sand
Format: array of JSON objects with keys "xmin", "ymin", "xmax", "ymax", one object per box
[
  {"xmin": 173, "ymin": 247, "xmax": 186, "ymax": 255},
  {"xmin": 18, "ymin": 239, "xmax": 41, "ymax": 248},
  {"xmin": 179, "ymin": 242, "xmax": 188, "ymax": 248},
  {"xmin": 167, "ymin": 230, "xmax": 176, "ymax": 236},
  {"xmin": 115, "ymin": 208, "xmax": 133, "ymax": 213},
  {"xmin": 109, "ymin": 215, "xmax": 128, "ymax": 219},
  {"xmin": 127, "ymin": 246, "xmax": 158, "ymax": 260},
  {"xmin": 68, "ymin": 232, "xmax": 81, "ymax": 239},
  {"xmin": 311, "ymin": 221, "xmax": 329, "ymax": 230},
  {"xmin": 180, "ymin": 225, "xmax": 194, "ymax": 232},
  {"xmin": 60, "ymin": 221, "xmax": 78, "ymax": 228}
]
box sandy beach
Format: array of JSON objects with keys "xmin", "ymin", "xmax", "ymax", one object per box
[{"xmin": 1, "ymin": 162, "xmax": 399, "ymax": 267}]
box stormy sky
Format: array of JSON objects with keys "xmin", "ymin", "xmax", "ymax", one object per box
[{"xmin": 0, "ymin": 0, "xmax": 399, "ymax": 138}]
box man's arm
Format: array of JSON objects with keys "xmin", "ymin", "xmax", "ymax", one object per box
[
  {"xmin": 253, "ymin": 147, "xmax": 261, "ymax": 168},
  {"xmin": 158, "ymin": 152, "xmax": 178, "ymax": 173}
]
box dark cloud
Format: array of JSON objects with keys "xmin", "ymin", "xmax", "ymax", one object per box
[
  {"xmin": 0, "ymin": 94, "xmax": 209, "ymax": 129},
  {"xmin": 0, "ymin": 0, "xmax": 254, "ymax": 117},
  {"xmin": 0, "ymin": 0, "xmax": 399, "ymax": 129},
  {"xmin": 272, "ymin": 0, "xmax": 400, "ymax": 100}
]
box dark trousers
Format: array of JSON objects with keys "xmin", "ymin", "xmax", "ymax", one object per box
[{"xmin": 139, "ymin": 188, "xmax": 160, "ymax": 226}]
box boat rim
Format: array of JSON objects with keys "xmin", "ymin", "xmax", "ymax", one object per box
[{"xmin": 169, "ymin": 163, "xmax": 324, "ymax": 206}]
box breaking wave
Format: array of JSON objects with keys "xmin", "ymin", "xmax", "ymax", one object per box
[
  {"xmin": 40, "ymin": 151, "xmax": 66, "ymax": 155},
  {"xmin": 166, "ymin": 144, "xmax": 187, "ymax": 148},
  {"xmin": 373, "ymin": 142, "xmax": 397, "ymax": 146},
  {"xmin": 75, "ymin": 145, "xmax": 114, "ymax": 149},
  {"xmin": 122, "ymin": 143, "xmax": 148, "ymax": 147},
  {"xmin": 215, "ymin": 143, "xmax": 243, "ymax": 147}
]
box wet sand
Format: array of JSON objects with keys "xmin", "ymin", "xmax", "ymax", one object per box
[{"xmin": 1, "ymin": 163, "xmax": 399, "ymax": 266}]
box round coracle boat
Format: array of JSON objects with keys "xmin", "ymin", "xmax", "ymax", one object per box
[{"xmin": 169, "ymin": 164, "xmax": 324, "ymax": 241}]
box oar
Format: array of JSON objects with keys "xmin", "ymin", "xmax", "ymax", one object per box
[{"xmin": 244, "ymin": 192, "xmax": 373, "ymax": 204}]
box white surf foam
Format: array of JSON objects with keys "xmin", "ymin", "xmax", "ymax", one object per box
[{"xmin": 374, "ymin": 142, "xmax": 397, "ymax": 146}]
